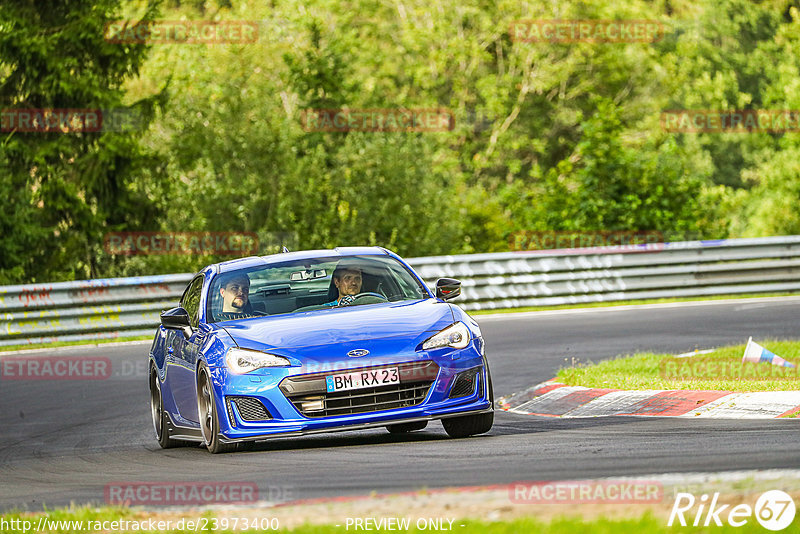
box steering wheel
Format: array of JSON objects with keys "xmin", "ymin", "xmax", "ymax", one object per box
[{"xmin": 337, "ymin": 292, "xmax": 389, "ymax": 307}]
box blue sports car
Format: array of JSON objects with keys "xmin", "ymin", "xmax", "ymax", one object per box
[{"xmin": 149, "ymin": 247, "xmax": 493, "ymax": 453}]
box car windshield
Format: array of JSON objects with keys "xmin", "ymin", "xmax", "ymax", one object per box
[{"xmin": 207, "ymin": 254, "xmax": 429, "ymax": 323}]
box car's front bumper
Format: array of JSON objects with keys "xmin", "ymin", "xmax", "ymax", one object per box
[
  {"xmin": 218, "ymin": 406, "xmax": 493, "ymax": 443},
  {"xmin": 209, "ymin": 341, "xmax": 492, "ymax": 442}
]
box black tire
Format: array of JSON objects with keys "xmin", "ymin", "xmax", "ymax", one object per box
[
  {"xmin": 150, "ymin": 367, "xmax": 182, "ymax": 449},
  {"xmin": 386, "ymin": 421, "xmax": 428, "ymax": 434},
  {"xmin": 442, "ymin": 411, "xmax": 494, "ymax": 438},
  {"xmin": 197, "ymin": 362, "xmax": 237, "ymax": 454},
  {"xmin": 442, "ymin": 367, "xmax": 494, "ymax": 438}
]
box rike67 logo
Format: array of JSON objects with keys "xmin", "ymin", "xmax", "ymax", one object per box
[{"xmin": 669, "ymin": 490, "xmax": 796, "ymax": 531}]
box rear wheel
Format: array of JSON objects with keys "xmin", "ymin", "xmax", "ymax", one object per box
[
  {"xmin": 197, "ymin": 362, "xmax": 237, "ymax": 454},
  {"xmin": 150, "ymin": 367, "xmax": 182, "ymax": 449},
  {"xmin": 386, "ymin": 421, "xmax": 428, "ymax": 434}
]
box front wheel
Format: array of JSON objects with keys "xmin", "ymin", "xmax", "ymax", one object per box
[
  {"xmin": 442, "ymin": 411, "xmax": 493, "ymax": 438},
  {"xmin": 442, "ymin": 367, "xmax": 494, "ymax": 438},
  {"xmin": 197, "ymin": 362, "xmax": 237, "ymax": 454}
]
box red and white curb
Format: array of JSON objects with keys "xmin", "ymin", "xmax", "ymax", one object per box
[{"xmin": 498, "ymin": 380, "xmax": 800, "ymax": 419}]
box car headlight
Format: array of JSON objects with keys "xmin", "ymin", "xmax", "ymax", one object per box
[
  {"xmin": 225, "ymin": 348, "xmax": 291, "ymax": 374},
  {"xmin": 422, "ymin": 322, "xmax": 471, "ymax": 350}
]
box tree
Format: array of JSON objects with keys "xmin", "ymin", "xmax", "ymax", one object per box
[
  {"xmin": 502, "ymin": 100, "xmax": 713, "ymax": 237},
  {"xmin": 0, "ymin": 0, "xmax": 162, "ymax": 283}
]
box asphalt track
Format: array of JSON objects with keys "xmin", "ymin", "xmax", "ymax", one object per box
[{"xmin": 2, "ymin": 297, "xmax": 800, "ymax": 511}]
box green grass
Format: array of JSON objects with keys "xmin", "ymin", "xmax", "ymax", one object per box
[
  {"xmin": 556, "ymin": 340, "xmax": 800, "ymax": 392},
  {"xmin": 470, "ymin": 291, "xmax": 800, "ymax": 315},
  {"xmin": 0, "ymin": 508, "xmax": 777, "ymax": 533},
  {"xmin": 0, "ymin": 334, "xmax": 152, "ymax": 354}
]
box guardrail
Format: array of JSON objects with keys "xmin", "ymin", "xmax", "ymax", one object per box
[
  {"xmin": 0, "ymin": 274, "xmax": 192, "ymax": 347},
  {"xmin": 3, "ymin": 236, "xmax": 800, "ymax": 347}
]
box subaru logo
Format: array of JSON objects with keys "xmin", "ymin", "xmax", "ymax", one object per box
[{"xmin": 347, "ymin": 349, "xmax": 370, "ymax": 358}]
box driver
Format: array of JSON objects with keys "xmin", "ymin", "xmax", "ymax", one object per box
[
  {"xmin": 325, "ymin": 264, "xmax": 363, "ymax": 306},
  {"xmin": 217, "ymin": 272, "xmax": 256, "ymax": 320}
]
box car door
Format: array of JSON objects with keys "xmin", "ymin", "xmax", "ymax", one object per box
[{"xmin": 171, "ymin": 275, "xmax": 205, "ymax": 424}]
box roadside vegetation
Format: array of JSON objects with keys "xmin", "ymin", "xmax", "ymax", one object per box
[
  {"xmin": 557, "ymin": 340, "xmax": 800, "ymax": 392},
  {"xmin": 3, "ymin": 1, "xmax": 800, "ymax": 283}
]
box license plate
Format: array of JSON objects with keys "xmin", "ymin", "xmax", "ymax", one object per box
[{"xmin": 326, "ymin": 367, "xmax": 400, "ymax": 392}]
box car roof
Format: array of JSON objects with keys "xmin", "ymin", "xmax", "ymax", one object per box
[{"xmin": 211, "ymin": 246, "xmax": 391, "ymax": 275}]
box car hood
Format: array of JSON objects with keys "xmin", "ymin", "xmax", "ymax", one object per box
[{"xmin": 220, "ymin": 298, "xmax": 455, "ymax": 353}]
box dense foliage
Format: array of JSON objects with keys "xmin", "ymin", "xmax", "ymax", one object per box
[{"xmin": 2, "ymin": 0, "xmax": 800, "ymax": 283}]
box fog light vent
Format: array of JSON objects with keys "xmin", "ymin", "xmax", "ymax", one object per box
[
  {"xmin": 226, "ymin": 396, "xmax": 272, "ymax": 422},
  {"xmin": 449, "ymin": 368, "xmax": 480, "ymax": 399}
]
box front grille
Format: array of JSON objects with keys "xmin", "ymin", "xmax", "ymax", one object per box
[
  {"xmin": 226, "ymin": 396, "xmax": 272, "ymax": 423},
  {"xmin": 280, "ymin": 361, "xmax": 439, "ymax": 418},
  {"xmin": 449, "ymin": 367, "xmax": 480, "ymax": 399}
]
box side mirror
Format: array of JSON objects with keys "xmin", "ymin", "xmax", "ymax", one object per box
[
  {"xmin": 435, "ymin": 278, "xmax": 461, "ymax": 300},
  {"xmin": 161, "ymin": 307, "xmax": 193, "ymax": 339}
]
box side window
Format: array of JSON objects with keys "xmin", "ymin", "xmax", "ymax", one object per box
[{"xmin": 181, "ymin": 276, "xmax": 204, "ymax": 328}]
